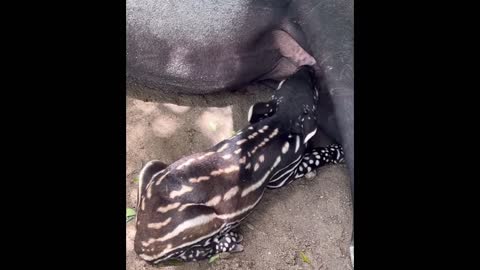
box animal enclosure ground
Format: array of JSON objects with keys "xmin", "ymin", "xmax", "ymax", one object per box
[{"xmin": 126, "ymin": 83, "xmax": 353, "ymax": 270}]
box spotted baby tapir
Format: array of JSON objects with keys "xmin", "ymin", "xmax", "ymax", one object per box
[{"xmin": 134, "ymin": 66, "xmax": 344, "ymax": 264}]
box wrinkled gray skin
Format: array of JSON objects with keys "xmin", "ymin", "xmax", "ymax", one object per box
[{"xmin": 127, "ymin": 0, "xmax": 353, "ymax": 264}]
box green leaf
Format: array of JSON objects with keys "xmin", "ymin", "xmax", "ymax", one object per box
[
  {"xmin": 127, "ymin": 208, "xmax": 136, "ymax": 217},
  {"xmin": 299, "ymin": 251, "xmax": 311, "ymax": 264},
  {"xmin": 208, "ymin": 254, "xmax": 220, "ymax": 263},
  {"xmin": 127, "ymin": 208, "xmax": 136, "ymax": 223},
  {"xmin": 132, "ymin": 177, "xmax": 139, "ymax": 183}
]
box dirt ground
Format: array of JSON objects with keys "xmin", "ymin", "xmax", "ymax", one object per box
[{"xmin": 126, "ymin": 82, "xmax": 353, "ymax": 270}]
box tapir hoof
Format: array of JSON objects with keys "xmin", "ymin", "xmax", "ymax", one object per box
[
  {"xmin": 305, "ymin": 170, "xmax": 317, "ymax": 179},
  {"xmin": 230, "ymin": 244, "xmax": 244, "ymax": 253},
  {"xmin": 236, "ymin": 234, "xmax": 244, "ymax": 243}
]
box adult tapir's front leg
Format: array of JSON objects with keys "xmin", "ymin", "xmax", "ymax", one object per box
[{"xmin": 266, "ymin": 144, "xmax": 344, "ymax": 189}]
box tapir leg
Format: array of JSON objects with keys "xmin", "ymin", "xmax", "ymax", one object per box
[
  {"xmin": 177, "ymin": 231, "xmax": 244, "ymax": 262},
  {"xmin": 294, "ymin": 144, "xmax": 345, "ymax": 178},
  {"xmin": 266, "ymin": 144, "xmax": 344, "ymax": 189},
  {"xmin": 212, "ymin": 231, "xmax": 244, "ymax": 254}
]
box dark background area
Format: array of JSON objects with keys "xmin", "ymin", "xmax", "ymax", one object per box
[{"xmin": 3, "ymin": 1, "xmax": 473, "ymax": 269}]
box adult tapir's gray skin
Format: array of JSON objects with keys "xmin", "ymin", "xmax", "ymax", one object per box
[{"xmin": 127, "ymin": 0, "xmax": 353, "ymax": 264}]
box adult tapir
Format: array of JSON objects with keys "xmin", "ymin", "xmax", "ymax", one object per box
[{"xmin": 127, "ymin": 0, "xmax": 353, "ymax": 264}]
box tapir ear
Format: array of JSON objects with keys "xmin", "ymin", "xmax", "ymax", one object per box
[
  {"xmin": 137, "ymin": 160, "xmax": 168, "ymax": 199},
  {"xmin": 247, "ymin": 101, "xmax": 277, "ymax": 124}
]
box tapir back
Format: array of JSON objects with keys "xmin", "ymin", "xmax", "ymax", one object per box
[{"xmin": 134, "ymin": 67, "xmax": 327, "ymax": 263}]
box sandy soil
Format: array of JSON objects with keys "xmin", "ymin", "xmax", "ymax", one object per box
[{"xmin": 126, "ymin": 82, "xmax": 353, "ymax": 270}]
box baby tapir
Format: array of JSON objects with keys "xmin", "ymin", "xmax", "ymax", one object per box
[{"xmin": 134, "ymin": 66, "xmax": 344, "ymax": 264}]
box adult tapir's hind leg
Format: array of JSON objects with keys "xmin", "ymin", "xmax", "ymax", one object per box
[{"xmin": 267, "ymin": 144, "xmax": 344, "ymax": 189}]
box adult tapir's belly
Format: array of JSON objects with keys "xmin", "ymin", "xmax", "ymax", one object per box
[
  {"xmin": 127, "ymin": 0, "xmax": 311, "ymax": 93},
  {"xmin": 127, "ymin": 0, "xmax": 354, "ymax": 198}
]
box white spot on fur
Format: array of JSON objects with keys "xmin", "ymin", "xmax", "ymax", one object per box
[
  {"xmin": 147, "ymin": 217, "xmax": 172, "ymax": 229},
  {"xmin": 276, "ymin": 79, "xmax": 286, "ymax": 90},
  {"xmin": 247, "ymin": 105, "xmax": 254, "ymax": 122},
  {"xmin": 259, "ymin": 155, "xmax": 264, "ymax": 163},
  {"xmin": 295, "ymin": 135, "xmax": 300, "ymax": 153},
  {"xmin": 236, "ymin": 139, "xmax": 247, "ymax": 145},
  {"xmin": 157, "ymin": 202, "xmax": 181, "ymax": 213},
  {"xmin": 241, "ymin": 157, "xmax": 281, "ymax": 197},
  {"xmin": 282, "ymin": 141, "xmax": 290, "ymax": 154},
  {"xmin": 169, "ymin": 185, "xmax": 193, "ymax": 199},
  {"xmin": 210, "ymin": 165, "xmax": 240, "ymax": 176},
  {"xmin": 178, "ymin": 203, "xmax": 200, "ymax": 211},
  {"xmin": 248, "ymin": 132, "xmax": 258, "ymax": 139},
  {"xmin": 198, "ymin": 152, "xmax": 214, "ymax": 160},
  {"xmin": 189, "ymin": 176, "xmax": 210, "ymax": 183},
  {"xmin": 216, "ymin": 143, "xmax": 229, "ymax": 152},
  {"xmin": 304, "ymin": 128, "xmax": 317, "ymax": 144},
  {"xmin": 155, "ymin": 171, "xmax": 170, "ymax": 186},
  {"xmin": 176, "ymin": 158, "xmax": 195, "ymax": 170},
  {"xmin": 268, "ymin": 155, "xmax": 303, "ymax": 186},
  {"xmin": 268, "ymin": 128, "xmax": 279, "ymax": 139},
  {"xmin": 205, "ymin": 195, "xmax": 222, "ymax": 207},
  {"xmin": 141, "ymin": 197, "xmax": 146, "ymax": 211},
  {"xmin": 146, "ymin": 184, "xmax": 153, "ymax": 199},
  {"xmin": 223, "ymin": 186, "xmax": 239, "ymax": 201},
  {"xmin": 143, "ymin": 214, "xmax": 218, "ymax": 246}
]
